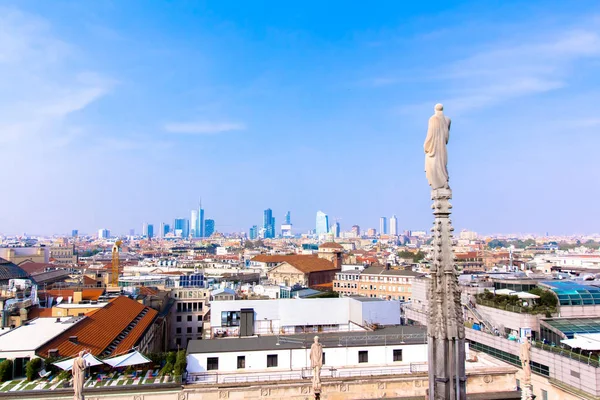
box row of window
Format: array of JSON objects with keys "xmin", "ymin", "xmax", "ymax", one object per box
[
  {"xmin": 176, "ymin": 302, "xmax": 204, "ymax": 313},
  {"xmin": 176, "ymin": 315, "xmax": 203, "ymax": 322},
  {"xmin": 468, "ymin": 340, "xmax": 550, "ymax": 377},
  {"xmin": 205, "ymin": 350, "xmax": 403, "ymax": 371},
  {"xmin": 176, "ymin": 326, "xmax": 202, "ymax": 334},
  {"xmin": 335, "ymin": 275, "xmax": 413, "ymax": 283}
]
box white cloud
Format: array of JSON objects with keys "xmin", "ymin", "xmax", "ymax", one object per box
[
  {"xmin": 0, "ymin": 8, "xmax": 113, "ymax": 147},
  {"xmin": 164, "ymin": 121, "xmax": 246, "ymax": 134}
]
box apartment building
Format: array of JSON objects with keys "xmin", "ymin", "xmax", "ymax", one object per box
[
  {"xmin": 169, "ymin": 288, "xmax": 211, "ymax": 349},
  {"xmin": 333, "ymin": 266, "xmax": 423, "ymax": 301}
]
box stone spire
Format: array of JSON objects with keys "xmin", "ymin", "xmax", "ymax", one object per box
[{"xmin": 423, "ymin": 104, "xmax": 466, "ymax": 400}]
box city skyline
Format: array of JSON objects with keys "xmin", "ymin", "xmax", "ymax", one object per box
[{"xmin": 1, "ymin": 1, "xmax": 600, "ymax": 236}]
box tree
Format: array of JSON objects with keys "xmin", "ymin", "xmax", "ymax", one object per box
[
  {"xmin": 174, "ymin": 350, "xmax": 187, "ymax": 377},
  {"xmin": 25, "ymin": 358, "xmax": 42, "ymax": 381},
  {"xmin": 0, "ymin": 360, "xmax": 12, "ymax": 382}
]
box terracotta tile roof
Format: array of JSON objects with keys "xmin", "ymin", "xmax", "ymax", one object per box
[
  {"xmin": 27, "ymin": 306, "xmax": 53, "ymax": 319},
  {"xmin": 37, "ymin": 296, "xmax": 158, "ymax": 358},
  {"xmin": 138, "ymin": 286, "xmax": 159, "ymax": 296},
  {"xmin": 18, "ymin": 262, "xmax": 54, "ymax": 275},
  {"xmin": 42, "ymin": 288, "xmax": 105, "ymax": 302},
  {"xmin": 311, "ymin": 282, "xmax": 333, "ymax": 291},
  {"xmin": 271, "ymin": 255, "xmax": 338, "ymax": 273},
  {"xmin": 82, "ymin": 275, "xmax": 97, "ymax": 286},
  {"xmin": 319, "ymin": 242, "xmax": 343, "ymax": 249},
  {"xmin": 251, "ymin": 254, "xmax": 296, "ymax": 263}
]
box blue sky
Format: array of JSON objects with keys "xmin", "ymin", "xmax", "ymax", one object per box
[{"xmin": 1, "ymin": 1, "xmax": 599, "ymax": 236}]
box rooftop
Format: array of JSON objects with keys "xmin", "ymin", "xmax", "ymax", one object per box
[
  {"xmin": 0, "ymin": 317, "xmax": 82, "ymax": 353},
  {"xmin": 252, "ymin": 255, "xmax": 339, "ymax": 273},
  {"xmin": 361, "ymin": 266, "xmax": 423, "ymax": 277},
  {"xmin": 319, "ymin": 242, "xmax": 344, "ymax": 250},
  {"xmin": 188, "ymin": 325, "xmax": 426, "ymax": 354},
  {"xmin": 540, "ymin": 280, "xmax": 600, "ymax": 306},
  {"xmin": 37, "ymin": 296, "xmax": 158, "ymax": 358},
  {"xmin": 543, "ymin": 317, "xmax": 600, "ymax": 338},
  {"xmin": 0, "ymin": 257, "xmax": 30, "ymax": 282}
]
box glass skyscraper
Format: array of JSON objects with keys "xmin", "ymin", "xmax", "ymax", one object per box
[
  {"xmin": 263, "ymin": 208, "xmax": 275, "ymax": 238},
  {"xmin": 174, "ymin": 218, "xmax": 189, "ymax": 238},
  {"xmin": 284, "ymin": 211, "xmax": 291, "ymax": 225},
  {"xmin": 204, "ymin": 219, "xmax": 215, "ymax": 237},
  {"xmin": 249, "ymin": 225, "xmax": 258, "ymax": 240},
  {"xmin": 315, "ymin": 211, "xmax": 329, "ymax": 235},
  {"xmin": 379, "ymin": 217, "xmax": 388, "ymax": 235},
  {"xmin": 191, "ymin": 210, "xmax": 198, "ymax": 237}
]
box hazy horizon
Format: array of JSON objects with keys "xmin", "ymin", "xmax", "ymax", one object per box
[{"xmin": 1, "ymin": 1, "xmax": 599, "ymax": 236}]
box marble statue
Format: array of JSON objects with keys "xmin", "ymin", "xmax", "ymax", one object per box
[
  {"xmin": 425, "ymin": 104, "xmax": 466, "ymax": 400},
  {"xmin": 72, "ymin": 350, "xmax": 88, "ymax": 400},
  {"xmin": 310, "ymin": 336, "xmax": 323, "ymax": 394},
  {"xmin": 519, "ymin": 339, "xmax": 533, "ymax": 400},
  {"xmin": 424, "ymin": 103, "xmax": 451, "ymax": 190}
]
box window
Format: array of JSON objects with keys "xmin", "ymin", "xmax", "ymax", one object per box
[
  {"xmin": 358, "ymin": 351, "xmax": 368, "ymax": 363},
  {"xmin": 207, "ymin": 357, "xmax": 219, "ymax": 371},
  {"xmin": 198, "ymin": 315, "xmax": 202, "ymax": 321},
  {"xmin": 197, "ymin": 327, "xmax": 202, "ymax": 333},
  {"xmin": 541, "ymin": 390, "xmax": 548, "ymax": 400},
  {"xmin": 176, "ymin": 327, "xmax": 181, "ymax": 334},
  {"xmin": 267, "ymin": 354, "xmax": 278, "ymax": 367},
  {"xmin": 187, "ymin": 327, "xmax": 192, "ymax": 334},
  {"xmin": 322, "ymin": 352, "xmax": 326, "ymax": 365},
  {"xmin": 221, "ymin": 311, "xmax": 240, "ymax": 327},
  {"xmin": 176, "ymin": 338, "xmax": 181, "ymax": 346},
  {"xmin": 176, "ymin": 316, "xmax": 182, "ymax": 322},
  {"xmin": 516, "ymin": 379, "xmax": 520, "ymax": 389},
  {"xmin": 393, "ymin": 349, "xmax": 403, "ymax": 362},
  {"xmin": 187, "ymin": 315, "xmax": 192, "ymax": 322},
  {"xmin": 237, "ymin": 356, "xmax": 245, "ymax": 369}
]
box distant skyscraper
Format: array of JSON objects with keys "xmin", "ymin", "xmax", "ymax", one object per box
[
  {"xmin": 284, "ymin": 211, "xmax": 291, "ymax": 225},
  {"xmin": 351, "ymin": 225, "xmax": 361, "ymax": 237},
  {"xmin": 390, "ymin": 215, "xmax": 398, "ymax": 235},
  {"xmin": 191, "ymin": 210, "xmax": 198, "ymax": 237},
  {"xmin": 379, "ymin": 217, "xmax": 388, "ymax": 235},
  {"xmin": 204, "ymin": 219, "xmax": 215, "ymax": 237},
  {"xmin": 98, "ymin": 229, "xmax": 110, "ymax": 239},
  {"xmin": 332, "ymin": 222, "xmax": 341, "ymax": 238},
  {"xmin": 174, "ymin": 218, "xmax": 189, "ymax": 238},
  {"xmin": 367, "ymin": 228, "xmax": 377, "ymax": 237},
  {"xmin": 143, "ymin": 223, "xmax": 149, "ymax": 237},
  {"xmin": 71, "ymin": 229, "xmax": 78, "ymax": 237},
  {"xmin": 263, "ymin": 209, "xmax": 275, "ymax": 239},
  {"xmin": 147, "ymin": 224, "xmax": 154, "ymax": 239},
  {"xmin": 316, "ymin": 211, "xmax": 329, "ymax": 235},
  {"xmin": 199, "ymin": 200, "xmax": 205, "ymax": 238},
  {"xmin": 162, "ymin": 223, "xmax": 170, "ymax": 237},
  {"xmin": 249, "ymin": 225, "xmax": 258, "ymax": 240}
]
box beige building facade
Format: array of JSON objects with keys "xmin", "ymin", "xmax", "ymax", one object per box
[{"xmin": 334, "ymin": 266, "xmax": 423, "ymax": 301}]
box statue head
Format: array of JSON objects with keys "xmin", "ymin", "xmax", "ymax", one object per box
[
  {"xmin": 314, "ymin": 336, "xmax": 319, "ymax": 344},
  {"xmin": 434, "ymin": 103, "xmax": 444, "ymax": 112},
  {"xmin": 78, "ymin": 350, "xmax": 86, "ymax": 358}
]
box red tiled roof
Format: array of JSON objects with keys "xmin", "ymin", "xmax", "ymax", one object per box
[
  {"xmin": 319, "ymin": 242, "xmax": 343, "ymax": 249},
  {"xmin": 42, "ymin": 288, "xmax": 105, "ymax": 302},
  {"xmin": 27, "ymin": 306, "xmax": 53, "ymax": 319},
  {"xmin": 82, "ymin": 276, "xmax": 97, "ymax": 286},
  {"xmin": 37, "ymin": 296, "xmax": 158, "ymax": 358},
  {"xmin": 18, "ymin": 262, "xmax": 54, "ymax": 275},
  {"xmin": 251, "ymin": 254, "xmax": 295, "ymax": 263},
  {"xmin": 138, "ymin": 286, "xmax": 159, "ymax": 296},
  {"xmin": 268, "ymin": 255, "xmax": 338, "ymax": 273}
]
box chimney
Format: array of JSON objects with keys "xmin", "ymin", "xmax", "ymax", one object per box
[
  {"xmin": 333, "ymin": 251, "xmax": 342, "ymax": 269},
  {"xmin": 49, "ymin": 349, "xmax": 59, "ymax": 358},
  {"xmin": 69, "ymin": 336, "xmax": 78, "ymax": 344},
  {"xmin": 55, "ymin": 318, "xmax": 61, "ymax": 323}
]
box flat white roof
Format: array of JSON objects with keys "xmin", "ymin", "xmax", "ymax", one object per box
[
  {"xmin": 55, "ymin": 302, "xmax": 108, "ymax": 309},
  {"xmin": 0, "ymin": 317, "xmax": 81, "ymax": 352}
]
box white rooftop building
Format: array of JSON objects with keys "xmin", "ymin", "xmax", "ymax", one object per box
[
  {"xmin": 210, "ymin": 297, "xmax": 401, "ymax": 337},
  {"xmin": 0, "ymin": 317, "xmax": 82, "ymax": 359}
]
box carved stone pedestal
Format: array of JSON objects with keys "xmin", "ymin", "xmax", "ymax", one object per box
[
  {"xmin": 521, "ymin": 384, "xmax": 533, "ymax": 400},
  {"xmin": 427, "ymin": 188, "xmax": 467, "ymax": 400}
]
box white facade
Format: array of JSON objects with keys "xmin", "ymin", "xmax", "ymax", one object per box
[
  {"xmin": 187, "ymin": 343, "xmax": 427, "ymax": 374},
  {"xmin": 390, "ymin": 215, "xmax": 398, "ymax": 236},
  {"xmin": 210, "ymin": 298, "xmax": 401, "ymax": 336},
  {"xmin": 191, "ymin": 210, "xmax": 199, "ymax": 238}
]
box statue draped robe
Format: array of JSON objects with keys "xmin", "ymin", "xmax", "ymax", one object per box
[
  {"xmin": 424, "ymin": 112, "xmax": 451, "ymax": 190},
  {"xmin": 310, "ymin": 341, "xmax": 323, "ymax": 391},
  {"xmin": 73, "ymin": 354, "xmax": 86, "ymax": 400}
]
